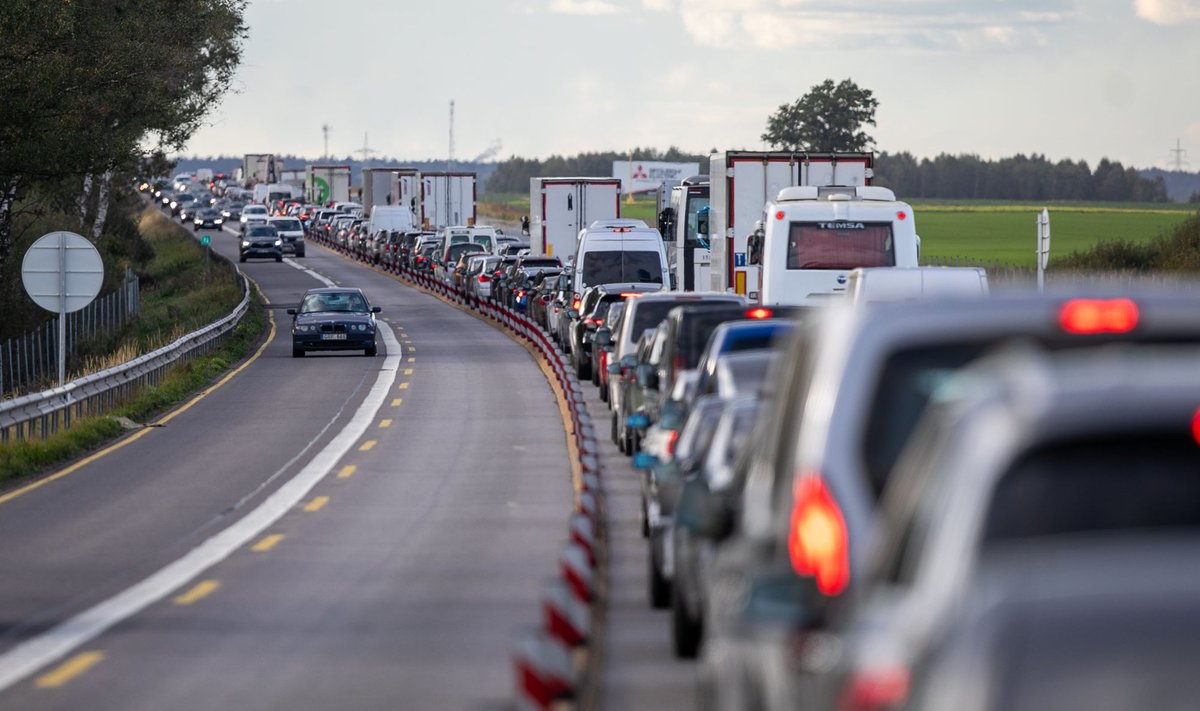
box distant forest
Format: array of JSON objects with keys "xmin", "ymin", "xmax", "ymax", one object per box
[{"xmin": 175, "ymin": 151, "xmax": 1191, "ymax": 203}]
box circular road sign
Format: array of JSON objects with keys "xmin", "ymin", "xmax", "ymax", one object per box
[{"xmin": 21, "ymin": 231, "xmax": 104, "ymax": 314}]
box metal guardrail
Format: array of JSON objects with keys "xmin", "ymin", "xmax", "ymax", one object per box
[{"xmin": 0, "ymin": 273, "xmax": 251, "ymax": 443}]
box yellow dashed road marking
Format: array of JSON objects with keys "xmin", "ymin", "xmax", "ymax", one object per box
[
  {"xmin": 303, "ymin": 496, "xmax": 330, "ymax": 512},
  {"xmin": 391, "ymin": 398, "xmax": 403, "ymax": 407},
  {"xmin": 359, "ymin": 440, "xmax": 377, "ymax": 451},
  {"xmin": 398, "ymin": 382, "xmax": 409, "ymax": 390},
  {"xmin": 173, "ymin": 580, "xmax": 220, "ymax": 606},
  {"xmin": 403, "ymin": 368, "xmax": 413, "ymax": 376},
  {"xmin": 252, "ymin": 534, "xmax": 285, "ymax": 552},
  {"xmin": 379, "ymin": 419, "xmax": 392, "ymax": 428},
  {"xmin": 35, "ymin": 652, "xmax": 105, "ymax": 689},
  {"xmin": 337, "ymin": 465, "xmax": 357, "ymax": 479}
]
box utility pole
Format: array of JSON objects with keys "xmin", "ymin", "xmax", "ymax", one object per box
[
  {"xmin": 447, "ymin": 100, "xmax": 455, "ymax": 173},
  {"xmin": 322, "ymin": 124, "xmax": 331, "ymax": 160},
  {"xmin": 1169, "ymin": 138, "xmax": 1189, "ymax": 172}
]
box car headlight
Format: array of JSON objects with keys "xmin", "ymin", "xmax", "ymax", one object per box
[
  {"xmin": 294, "ymin": 324, "xmax": 313, "ymax": 333},
  {"xmin": 274, "ymin": 239, "xmax": 282, "ymax": 247},
  {"xmin": 215, "ymin": 218, "xmax": 223, "ymax": 224},
  {"xmin": 170, "ymin": 201, "xmax": 178, "ymax": 208},
  {"xmin": 241, "ymin": 240, "xmax": 250, "ymax": 247}
]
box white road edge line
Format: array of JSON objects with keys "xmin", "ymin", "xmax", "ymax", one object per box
[{"xmin": 0, "ymin": 315, "xmax": 402, "ymax": 693}]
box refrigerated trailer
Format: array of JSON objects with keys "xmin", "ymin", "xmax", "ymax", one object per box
[
  {"xmin": 419, "ymin": 172, "xmax": 476, "ymax": 231},
  {"xmin": 306, "ymin": 164, "xmax": 352, "ymax": 205},
  {"xmin": 529, "ymin": 177, "xmax": 621, "ymax": 260},
  {"xmin": 707, "ymin": 151, "xmax": 874, "ymax": 296},
  {"xmin": 656, "ymin": 175, "xmax": 710, "ymax": 291},
  {"xmin": 361, "ymin": 167, "xmax": 418, "ymax": 217}
]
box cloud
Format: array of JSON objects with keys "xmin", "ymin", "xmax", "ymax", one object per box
[
  {"xmin": 670, "ymin": 0, "xmax": 1072, "ymax": 51},
  {"xmin": 642, "ymin": 0, "xmax": 673, "ymax": 9},
  {"xmin": 1134, "ymin": 0, "xmax": 1200, "ymax": 24},
  {"xmin": 548, "ymin": 0, "xmax": 625, "ymax": 15}
]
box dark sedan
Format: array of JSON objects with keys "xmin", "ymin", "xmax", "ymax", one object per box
[
  {"xmin": 288, "ymin": 287, "xmax": 382, "ymax": 358},
  {"xmin": 192, "ymin": 208, "xmax": 224, "ymax": 231}
]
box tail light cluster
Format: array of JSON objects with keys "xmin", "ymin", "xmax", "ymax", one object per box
[
  {"xmin": 1058, "ymin": 298, "xmax": 1139, "ymax": 334},
  {"xmin": 787, "ymin": 475, "xmax": 849, "ymax": 597}
]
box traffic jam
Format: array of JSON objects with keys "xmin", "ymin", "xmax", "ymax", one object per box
[{"xmin": 147, "ymin": 154, "xmax": 1200, "ymax": 710}]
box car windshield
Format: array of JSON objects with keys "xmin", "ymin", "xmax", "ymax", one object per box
[
  {"xmin": 246, "ymin": 227, "xmax": 277, "ymax": 237},
  {"xmin": 582, "ymin": 251, "xmax": 662, "ymax": 286},
  {"xmin": 300, "ymin": 292, "xmax": 369, "ymax": 314},
  {"xmin": 272, "ymin": 219, "xmax": 302, "ymax": 231}
]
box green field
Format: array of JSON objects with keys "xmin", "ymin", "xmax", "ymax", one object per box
[
  {"xmin": 480, "ymin": 192, "xmax": 1198, "ymax": 268},
  {"xmin": 915, "ymin": 204, "xmax": 1196, "ymax": 268}
]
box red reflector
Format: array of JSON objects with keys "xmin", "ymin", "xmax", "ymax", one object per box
[
  {"xmin": 1059, "ymin": 298, "xmax": 1139, "ymax": 335},
  {"xmin": 788, "ymin": 476, "xmax": 850, "ymax": 596},
  {"xmin": 775, "ymin": 211, "xmax": 785, "ymax": 220},
  {"xmin": 666, "ymin": 429, "xmax": 680, "ymax": 456},
  {"xmin": 896, "ymin": 211, "xmax": 907, "ymax": 221},
  {"xmin": 745, "ymin": 307, "xmax": 773, "ymax": 319},
  {"xmin": 1192, "ymin": 408, "xmax": 1200, "ymax": 445},
  {"xmin": 839, "ymin": 666, "xmax": 911, "ymax": 711}
]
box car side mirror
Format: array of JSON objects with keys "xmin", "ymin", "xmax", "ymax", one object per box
[
  {"xmin": 633, "ymin": 451, "xmax": 658, "ymax": 470},
  {"xmin": 595, "ymin": 330, "xmax": 612, "ymax": 347},
  {"xmin": 566, "ymin": 309, "xmax": 580, "ymax": 320},
  {"xmin": 620, "ymin": 354, "xmax": 637, "ymax": 369},
  {"xmin": 286, "ymin": 308, "xmax": 297, "ymax": 315},
  {"xmin": 636, "ymin": 363, "xmax": 658, "ymax": 391},
  {"xmin": 606, "ymin": 362, "xmax": 621, "ymax": 376},
  {"xmin": 675, "ymin": 475, "xmax": 729, "ymax": 538},
  {"xmin": 371, "ymin": 306, "xmax": 382, "ymax": 313},
  {"xmin": 626, "ymin": 412, "xmax": 650, "ymax": 430},
  {"xmin": 585, "ymin": 321, "xmax": 598, "ymax": 332}
]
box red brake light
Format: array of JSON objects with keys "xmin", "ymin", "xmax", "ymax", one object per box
[
  {"xmin": 775, "ymin": 211, "xmax": 785, "ymax": 220},
  {"xmin": 745, "ymin": 307, "xmax": 773, "ymax": 319},
  {"xmin": 572, "ymin": 298, "xmax": 582, "ymax": 311},
  {"xmin": 1192, "ymin": 408, "xmax": 1200, "ymax": 445},
  {"xmin": 478, "ymin": 274, "xmax": 491, "ymax": 283},
  {"xmin": 1059, "ymin": 298, "xmax": 1139, "ymax": 335},
  {"xmin": 839, "ymin": 666, "xmax": 910, "ymax": 711},
  {"xmin": 665, "ymin": 429, "xmax": 680, "ymax": 456},
  {"xmin": 517, "ymin": 290, "xmax": 526, "ymax": 297},
  {"xmin": 619, "ymin": 292, "xmax": 642, "ymax": 298},
  {"xmin": 788, "ymin": 476, "xmax": 850, "ymax": 596},
  {"xmin": 896, "ymin": 211, "xmax": 907, "ymax": 221}
]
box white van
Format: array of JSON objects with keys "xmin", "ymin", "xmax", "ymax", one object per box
[
  {"xmin": 367, "ymin": 206, "xmax": 415, "ymax": 235},
  {"xmin": 572, "ymin": 219, "xmax": 670, "ymax": 303},
  {"xmin": 847, "ymin": 266, "xmax": 988, "ymax": 304},
  {"xmin": 756, "ymin": 186, "xmax": 921, "ymax": 305}
]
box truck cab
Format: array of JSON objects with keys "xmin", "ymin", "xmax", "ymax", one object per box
[
  {"xmin": 657, "ymin": 175, "xmax": 710, "ymax": 292},
  {"xmin": 757, "ymin": 186, "xmax": 920, "ymax": 305}
]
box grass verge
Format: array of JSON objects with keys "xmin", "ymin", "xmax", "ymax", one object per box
[{"xmin": 0, "ymin": 209, "xmax": 268, "ymax": 488}]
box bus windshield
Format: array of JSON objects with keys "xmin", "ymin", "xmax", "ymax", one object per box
[{"xmin": 786, "ymin": 222, "xmax": 895, "ymax": 270}]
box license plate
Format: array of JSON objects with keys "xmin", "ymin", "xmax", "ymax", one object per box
[{"xmin": 321, "ymin": 333, "xmax": 347, "ymax": 341}]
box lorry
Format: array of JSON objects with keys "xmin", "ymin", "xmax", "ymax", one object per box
[
  {"xmin": 419, "ymin": 172, "xmax": 476, "ymax": 231},
  {"xmin": 306, "ymin": 164, "xmax": 352, "ymax": 205},
  {"xmin": 756, "ymin": 185, "xmax": 921, "ymax": 305},
  {"xmin": 252, "ymin": 183, "xmax": 301, "ymax": 206},
  {"xmin": 361, "ymin": 167, "xmax": 420, "ymax": 218},
  {"xmin": 242, "ymin": 153, "xmax": 279, "ymax": 187},
  {"xmin": 656, "ymin": 175, "xmax": 710, "ymax": 291},
  {"xmin": 706, "ymin": 151, "xmax": 875, "ymax": 297},
  {"xmin": 529, "ymin": 177, "xmax": 621, "ymax": 261}
]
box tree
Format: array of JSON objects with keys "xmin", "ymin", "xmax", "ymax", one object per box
[
  {"xmin": 762, "ymin": 79, "xmax": 879, "ymax": 153},
  {"xmin": 0, "ymin": 0, "xmax": 247, "ymax": 269}
]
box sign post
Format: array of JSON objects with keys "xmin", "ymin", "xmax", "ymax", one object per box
[
  {"xmin": 1036, "ymin": 209, "xmax": 1051, "ymax": 292},
  {"xmin": 21, "ymin": 231, "xmax": 105, "ymax": 387}
]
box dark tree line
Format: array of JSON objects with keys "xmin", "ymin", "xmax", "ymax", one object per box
[
  {"xmin": 873, "ymin": 152, "xmax": 1169, "ymax": 203},
  {"xmin": 485, "ymin": 147, "xmax": 709, "ymax": 194},
  {"xmin": 0, "ymin": 0, "xmax": 247, "ymax": 272}
]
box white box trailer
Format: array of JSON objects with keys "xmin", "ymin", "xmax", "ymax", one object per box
[
  {"xmin": 306, "ymin": 164, "xmax": 352, "ymax": 205},
  {"xmin": 420, "ymin": 172, "xmax": 475, "ymax": 231},
  {"xmin": 391, "ymin": 169, "xmax": 422, "ymax": 224},
  {"xmin": 529, "ymin": 177, "xmax": 621, "ymax": 261},
  {"xmin": 361, "ymin": 167, "xmax": 416, "ymax": 217},
  {"xmin": 242, "ymin": 153, "xmax": 278, "ymax": 187},
  {"xmin": 707, "ymin": 151, "xmax": 873, "ymax": 295}
]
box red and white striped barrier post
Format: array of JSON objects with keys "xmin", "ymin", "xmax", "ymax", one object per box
[{"xmin": 513, "ymin": 630, "xmax": 575, "ymax": 711}]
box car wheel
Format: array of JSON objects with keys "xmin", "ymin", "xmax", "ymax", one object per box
[
  {"xmin": 292, "ymin": 347, "xmax": 304, "ymax": 358},
  {"xmin": 364, "ymin": 345, "xmax": 377, "ymax": 357},
  {"xmin": 611, "ymin": 411, "xmax": 619, "ymax": 444},
  {"xmin": 671, "ymin": 568, "xmax": 702, "ymax": 658},
  {"xmin": 193, "ymin": 225, "xmax": 199, "ymax": 232},
  {"xmin": 239, "ymin": 254, "xmax": 246, "ymax": 263},
  {"xmin": 275, "ymin": 254, "xmax": 283, "ymax": 262},
  {"xmin": 296, "ymin": 249, "xmax": 305, "ymax": 258},
  {"xmin": 648, "ymin": 530, "xmax": 671, "ymax": 609},
  {"xmin": 592, "ymin": 361, "xmax": 602, "ymax": 387},
  {"xmin": 575, "ymin": 353, "xmax": 590, "ymax": 381}
]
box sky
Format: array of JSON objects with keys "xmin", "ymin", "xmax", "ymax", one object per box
[{"xmin": 183, "ymin": 0, "xmax": 1200, "ymax": 169}]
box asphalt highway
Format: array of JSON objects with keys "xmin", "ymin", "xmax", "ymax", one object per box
[{"xmin": 0, "ymin": 218, "xmax": 573, "ymax": 710}]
